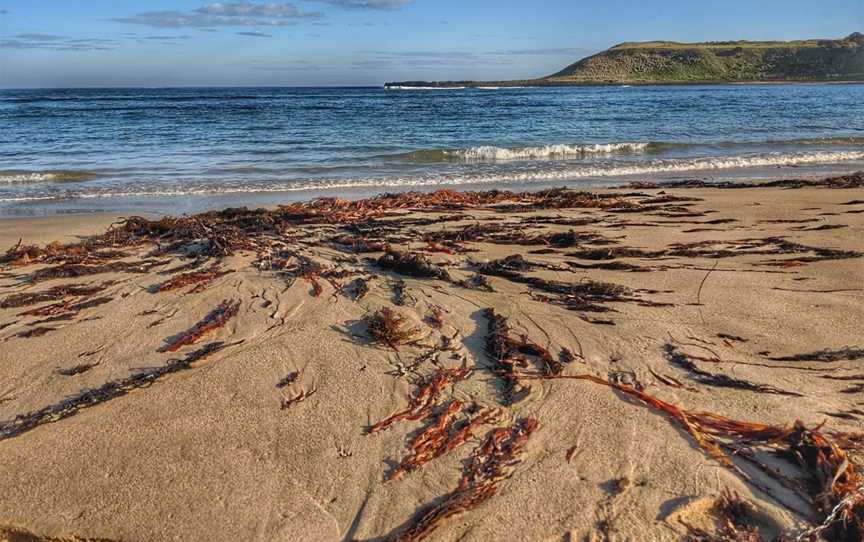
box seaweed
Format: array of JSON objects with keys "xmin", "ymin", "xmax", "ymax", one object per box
[
  {"xmin": 664, "ymin": 345, "xmax": 801, "ymax": 397},
  {"xmin": 281, "ymin": 387, "xmax": 317, "ymax": 410},
  {"xmin": 15, "ymin": 326, "xmax": 55, "ymax": 339},
  {"xmin": 342, "ymin": 277, "xmax": 370, "ymax": 301},
  {"xmin": 680, "ymin": 489, "xmax": 763, "ymax": 542},
  {"xmin": 425, "ymin": 306, "xmax": 445, "ymax": 329},
  {"xmin": 479, "ymin": 255, "xmax": 635, "ymax": 313},
  {"xmin": 387, "ymin": 401, "xmax": 499, "ymax": 481},
  {"xmin": 626, "ymin": 172, "xmax": 864, "ymax": 190},
  {"xmin": 518, "ymin": 372, "xmax": 864, "ymax": 541},
  {"xmin": 484, "ymin": 308, "xmax": 560, "ymax": 405},
  {"xmin": 153, "ymin": 264, "xmax": 233, "ymax": 294},
  {"xmin": 377, "ymin": 250, "xmax": 451, "ymax": 281},
  {"xmin": 367, "ymin": 368, "xmax": 471, "ymax": 434},
  {"xmin": 0, "ymin": 282, "xmax": 111, "ymax": 309},
  {"xmin": 454, "ymin": 274, "xmax": 494, "ymax": 292},
  {"xmin": 276, "ymin": 371, "xmax": 300, "ymax": 389},
  {"xmin": 364, "ymin": 308, "xmax": 420, "ymax": 350},
  {"xmin": 56, "ymin": 361, "xmax": 100, "ymax": 376},
  {"xmin": 386, "ymin": 418, "xmax": 539, "ymax": 542},
  {"xmin": 769, "ymin": 348, "xmax": 864, "ymax": 363},
  {"xmin": 158, "ymin": 299, "xmax": 241, "ymax": 353},
  {"xmin": 27, "ymin": 259, "xmax": 165, "ymax": 284},
  {"xmin": 0, "ymin": 341, "xmax": 241, "ymax": 442}
]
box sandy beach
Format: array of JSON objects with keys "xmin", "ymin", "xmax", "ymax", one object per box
[{"xmin": 0, "ymin": 177, "xmax": 863, "ymax": 542}]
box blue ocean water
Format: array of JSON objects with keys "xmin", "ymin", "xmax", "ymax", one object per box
[{"xmin": 0, "ymin": 85, "xmax": 863, "ymax": 216}]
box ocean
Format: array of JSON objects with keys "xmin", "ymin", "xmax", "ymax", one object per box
[{"xmin": 1, "ymin": 84, "xmax": 863, "ymax": 216}]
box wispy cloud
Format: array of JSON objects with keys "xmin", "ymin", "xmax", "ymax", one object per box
[
  {"xmin": 320, "ymin": 0, "xmax": 410, "ymax": 9},
  {"xmin": 113, "ymin": 2, "xmax": 321, "ymax": 28},
  {"xmin": 236, "ymin": 31, "xmax": 273, "ymax": 37},
  {"xmin": 488, "ymin": 47, "xmax": 593, "ymax": 56},
  {"xmin": 353, "ymin": 50, "xmax": 515, "ymax": 70},
  {"xmin": 246, "ymin": 60, "xmax": 323, "ymax": 71},
  {"xmin": 122, "ymin": 33, "xmax": 195, "ymax": 45},
  {"xmin": 0, "ymin": 33, "xmax": 116, "ymax": 51}
]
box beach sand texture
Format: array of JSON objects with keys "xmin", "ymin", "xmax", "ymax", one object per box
[{"xmin": 0, "ymin": 178, "xmax": 863, "ymax": 541}]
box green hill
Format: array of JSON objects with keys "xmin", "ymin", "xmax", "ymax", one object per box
[
  {"xmin": 547, "ymin": 33, "xmax": 864, "ymax": 83},
  {"xmin": 385, "ymin": 33, "xmax": 864, "ymax": 87}
]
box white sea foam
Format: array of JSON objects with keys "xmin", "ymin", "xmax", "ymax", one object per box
[
  {"xmin": 448, "ymin": 142, "xmax": 652, "ymax": 161},
  {"xmin": 0, "ymin": 170, "xmax": 97, "ymax": 184},
  {"xmin": 3, "ymin": 150, "xmax": 861, "ymax": 203},
  {"xmin": 384, "ymin": 86, "xmax": 467, "ymax": 90}
]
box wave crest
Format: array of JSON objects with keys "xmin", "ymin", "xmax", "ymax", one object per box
[
  {"xmin": 400, "ymin": 142, "xmax": 654, "ymax": 163},
  {"xmin": 0, "ymin": 170, "xmax": 98, "ymax": 184}
]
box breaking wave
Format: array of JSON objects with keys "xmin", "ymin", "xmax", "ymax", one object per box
[
  {"xmin": 397, "ymin": 142, "xmax": 658, "ymax": 163},
  {"xmin": 0, "ymin": 170, "xmax": 99, "ymax": 184},
  {"xmin": 3, "ymin": 150, "xmax": 862, "ymax": 203}
]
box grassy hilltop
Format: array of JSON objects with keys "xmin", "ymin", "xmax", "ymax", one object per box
[{"xmin": 386, "ymin": 33, "xmax": 864, "ymax": 87}]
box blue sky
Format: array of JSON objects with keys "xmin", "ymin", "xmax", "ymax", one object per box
[{"xmin": 0, "ymin": 0, "xmax": 861, "ymax": 87}]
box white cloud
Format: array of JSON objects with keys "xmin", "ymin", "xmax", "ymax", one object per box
[{"xmin": 113, "ymin": 2, "xmax": 321, "ymax": 28}]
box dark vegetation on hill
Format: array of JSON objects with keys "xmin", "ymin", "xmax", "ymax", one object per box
[{"xmin": 386, "ymin": 33, "xmax": 864, "ymax": 87}]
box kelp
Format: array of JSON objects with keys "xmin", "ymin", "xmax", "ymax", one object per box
[
  {"xmin": 0, "ymin": 238, "xmax": 129, "ymax": 268},
  {"xmin": 153, "ymin": 264, "xmax": 233, "ymax": 294},
  {"xmin": 769, "ymin": 348, "xmax": 864, "ymax": 363},
  {"xmin": 367, "ymin": 368, "xmax": 471, "ymax": 434},
  {"xmin": 364, "ymin": 308, "xmax": 420, "ymax": 350},
  {"xmin": 484, "ymin": 308, "xmax": 560, "ymax": 405},
  {"xmin": 19, "ymin": 296, "xmax": 113, "ymax": 321},
  {"xmin": 424, "ymin": 306, "xmax": 445, "ymax": 329},
  {"xmin": 626, "ymin": 172, "xmax": 864, "ymax": 190},
  {"xmin": 454, "ymin": 273, "xmax": 494, "ymax": 292},
  {"xmin": 517, "ymin": 372, "xmax": 864, "ymax": 541},
  {"xmin": 664, "ymin": 345, "xmax": 802, "ymax": 397},
  {"xmin": 377, "ymin": 250, "xmax": 451, "ymax": 281},
  {"xmin": 387, "ymin": 401, "xmax": 500, "ymax": 481},
  {"xmin": 387, "ymin": 418, "xmax": 539, "ymax": 542},
  {"xmin": 0, "ymin": 341, "xmax": 241, "ymax": 442},
  {"xmin": 15, "ymin": 326, "xmax": 55, "ymax": 339},
  {"xmin": 276, "ymin": 371, "xmax": 300, "ymax": 389},
  {"xmin": 0, "ymin": 282, "xmax": 111, "ymax": 309},
  {"xmin": 281, "ymin": 387, "xmax": 317, "ymax": 410},
  {"xmin": 680, "ymin": 489, "xmax": 763, "ymax": 542},
  {"xmin": 27, "ymin": 259, "xmax": 165, "ymax": 284},
  {"xmin": 479, "ymin": 255, "xmax": 635, "ymax": 313},
  {"xmin": 158, "ymin": 299, "xmax": 241, "ymax": 353}
]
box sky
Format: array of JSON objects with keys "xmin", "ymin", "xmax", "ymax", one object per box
[{"xmin": 0, "ymin": 0, "xmax": 861, "ymax": 88}]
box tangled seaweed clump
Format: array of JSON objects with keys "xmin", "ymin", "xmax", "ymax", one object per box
[
  {"xmin": 364, "ymin": 307, "xmax": 421, "ymax": 350},
  {"xmin": 368, "ymin": 368, "xmax": 471, "ymax": 434}
]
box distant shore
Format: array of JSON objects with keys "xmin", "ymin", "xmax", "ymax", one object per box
[{"xmin": 385, "ymin": 79, "xmax": 864, "ymax": 89}]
